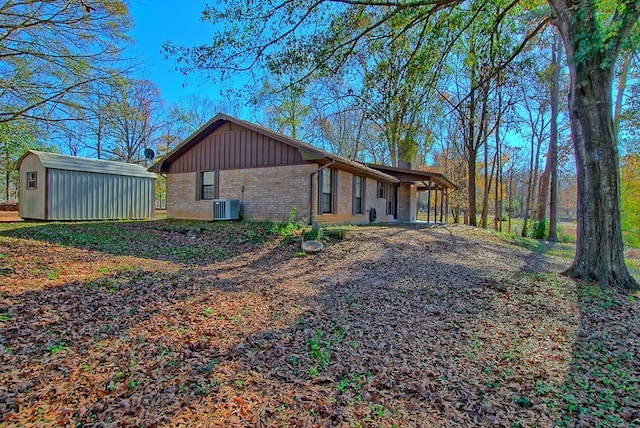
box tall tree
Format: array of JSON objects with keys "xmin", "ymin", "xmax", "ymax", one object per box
[
  {"xmin": 519, "ymin": 85, "xmax": 548, "ymax": 237},
  {"xmin": 548, "ymin": 0, "xmax": 639, "ymax": 289},
  {"xmin": 159, "ymin": 94, "xmax": 233, "ymax": 154},
  {"xmin": 104, "ymin": 80, "xmax": 163, "ymax": 163},
  {"xmin": 179, "ymin": 94, "xmax": 230, "ymax": 133},
  {"xmin": 0, "ymin": 119, "xmax": 51, "ymax": 200},
  {"xmin": 356, "ymin": 8, "xmax": 450, "ymax": 168},
  {"xmin": 253, "ymin": 79, "xmax": 310, "ymax": 141},
  {"xmin": 83, "ymin": 78, "xmax": 130, "ymax": 159},
  {"xmin": 536, "ymin": 35, "xmax": 563, "ymax": 241},
  {"xmin": 431, "ymin": 116, "xmax": 468, "ymax": 223},
  {"xmin": 314, "ymin": 106, "xmax": 378, "ymax": 160},
  {"xmin": 442, "ymin": 1, "xmax": 527, "ymax": 227}
]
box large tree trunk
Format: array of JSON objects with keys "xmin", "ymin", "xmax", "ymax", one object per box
[
  {"xmin": 481, "ymin": 137, "xmax": 490, "ymax": 228},
  {"xmin": 564, "ymin": 58, "xmax": 638, "ymax": 289},
  {"xmin": 494, "ymin": 97, "xmax": 503, "ymax": 232},
  {"xmin": 547, "ymin": 37, "xmax": 561, "ymax": 242},
  {"xmin": 507, "ymin": 167, "xmax": 514, "ymax": 234},
  {"xmin": 467, "ymin": 146, "xmax": 477, "ymax": 226},
  {"xmin": 548, "ymin": 0, "xmax": 638, "ymax": 291},
  {"xmin": 466, "ymin": 56, "xmax": 478, "ymax": 227},
  {"xmin": 521, "ymin": 146, "xmax": 533, "ymax": 237},
  {"xmin": 536, "ymin": 45, "xmax": 555, "ymax": 223},
  {"xmin": 5, "ymin": 171, "xmax": 10, "ymax": 201},
  {"xmin": 536, "ymin": 169, "xmax": 550, "ymax": 222}
]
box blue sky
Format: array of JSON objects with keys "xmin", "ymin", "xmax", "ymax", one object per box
[{"xmin": 128, "ymin": 0, "xmax": 221, "ymax": 105}]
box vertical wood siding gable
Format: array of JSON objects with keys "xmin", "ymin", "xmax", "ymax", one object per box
[{"xmin": 168, "ymin": 127, "xmax": 304, "ymax": 173}]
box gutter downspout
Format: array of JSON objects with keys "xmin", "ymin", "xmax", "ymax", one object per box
[{"xmin": 309, "ymin": 160, "xmax": 336, "ymax": 225}]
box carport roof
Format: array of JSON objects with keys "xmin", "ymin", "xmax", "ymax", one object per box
[{"xmin": 365, "ymin": 164, "xmax": 458, "ymax": 191}]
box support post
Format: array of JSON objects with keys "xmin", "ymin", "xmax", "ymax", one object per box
[
  {"xmin": 434, "ymin": 187, "xmax": 439, "ymax": 224},
  {"xmin": 427, "ymin": 179, "xmax": 432, "ymax": 223},
  {"xmin": 439, "ymin": 186, "xmax": 444, "ymax": 223},
  {"xmin": 445, "ymin": 191, "xmax": 449, "ymax": 223}
]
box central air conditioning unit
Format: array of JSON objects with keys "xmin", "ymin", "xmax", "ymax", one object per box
[{"xmin": 212, "ymin": 199, "xmax": 240, "ymax": 220}]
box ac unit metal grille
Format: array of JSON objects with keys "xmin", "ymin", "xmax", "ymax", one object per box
[{"xmin": 212, "ymin": 199, "xmax": 240, "ymax": 220}]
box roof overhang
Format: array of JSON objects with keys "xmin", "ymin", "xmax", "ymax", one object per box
[
  {"xmin": 364, "ymin": 164, "xmax": 458, "ymax": 191},
  {"xmin": 317, "ymin": 157, "xmax": 398, "ymax": 183}
]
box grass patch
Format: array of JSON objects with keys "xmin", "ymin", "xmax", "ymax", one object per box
[
  {"xmin": 626, "ymin": 259, "xmax": 640, "ymax": 280},
  {"xmin": 48, "ymin": 342, "xmax": 68, "ymax": 356},
  {"xmin": 0, "ymin": 219, "xmax": 290, "ymax": 265}
]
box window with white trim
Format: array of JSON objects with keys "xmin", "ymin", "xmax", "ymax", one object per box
[
  {"xmin": 200, "ymin": 171, "xmax": 217, "ymax": 200},
  {"xmin": 26, "ymin": 171, "xmax": 37, "ymax": 190}
]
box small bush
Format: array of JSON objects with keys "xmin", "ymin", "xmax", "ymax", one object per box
[
  {"xmin": 267, "ymin": 207, "xmax": 302, "ymax": 242},
  {"xmin": 533, "ymin": 219, "xmax": 548, "ymax": 239},
  {"xmin": 302, "ymin": 226, "xmax": 323, "ymax": 241},
  {"xmin": 556, "ymin": 225, "xmax": 575, "ymax": 243}
]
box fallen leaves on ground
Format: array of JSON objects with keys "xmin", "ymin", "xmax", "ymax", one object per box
[{"xmin": 0, "ymin": 220, "xmax": 638, "ymax": 427}]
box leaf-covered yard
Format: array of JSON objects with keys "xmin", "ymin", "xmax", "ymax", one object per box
[{"xmin": 0, "ymin": 219, "xmax": 638, "ymax": 427}]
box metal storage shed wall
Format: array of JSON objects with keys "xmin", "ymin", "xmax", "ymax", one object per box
[
  {"xmin": 18, "ymin": 151, "xmax": 156, "ymax": 221},
  {"xmin": 18, "ymin": 152, "xmax": 47, "ymax": 219}
]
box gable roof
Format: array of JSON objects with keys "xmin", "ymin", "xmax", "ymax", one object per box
[
  {"xmin": 20, "ymin": 150, "xmax": 156, "ymax": 179},
  {"xmin": 149, "ymin": 113, "xmax": 399, "ymax": 183}
]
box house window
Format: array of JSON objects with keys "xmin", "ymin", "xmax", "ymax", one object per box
[
  {"xmin": 200, "ymin": 171, "xmax": 217, "ymax": 200},
  {"xmin": 353, "ymin": 175, "xmax": 365, "ymax": 215},
  {"xmin": 319, "ymin": 168, "xmax": 335, "ymax": 214},
  {"xmin": 386, "ymin": 184, "xmax": 395, "ymax": 215},
  {"xmin": 26, "ymin": 171, "xmax": 37, "ymax": 189},
  {"xmin": 377, "ymin": 181, "xmax": 385, "ymax": 199}
]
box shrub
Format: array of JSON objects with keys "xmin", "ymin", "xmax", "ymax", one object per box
[
  {"xmin": 533, "ymin": 219, "xmax": 548, "ymax": 239},
  {"xmin": 302, "ymin": 226, "xmax": 323, "ymax": 241},
  {"xmin": 267, "ymin": 207, "xmax": 302, "ymax": 241},
  {"xmin": 556, "ymin": 225, "xmax": 575, "ymax": 243}
]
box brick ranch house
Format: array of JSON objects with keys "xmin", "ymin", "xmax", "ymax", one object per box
[{"xmin": 149, "ymin": 113, "xmax": 456, "ymax": 225}]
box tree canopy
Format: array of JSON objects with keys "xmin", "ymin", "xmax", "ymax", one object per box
[{"xmin": 0, "ymin": 0, "xmax": 132, "ymax": 124}]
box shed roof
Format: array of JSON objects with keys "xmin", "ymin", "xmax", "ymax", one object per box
[
  {"xmin": 149, "ymin": 113, "xmax": 399, "ymax": 184},
  {"xmin": 20, "ymin": 151, "xmax": 156, "ymax": 179}
]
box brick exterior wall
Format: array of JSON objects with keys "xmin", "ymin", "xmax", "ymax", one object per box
[
  {"xmin": 314, "ymin": 170, "xmax": 392, "ymax": 225},
  {"xmin": 397, "ymin": 183, "xmax": 417, "ymax": 222},
  {"xmin": 167, "ymin": 164, "xmax": 316, "ymax": 223},
  {"xmin": 166, "ymin": 173, "xmax": 213, "ymax": 220},
  {"xmin": 219, "ymin": 164, "xmax": 316, "ymax": 223},
  {"xmin": 167, "ymin": 165, "xmax": 397, "ymax": 225}
]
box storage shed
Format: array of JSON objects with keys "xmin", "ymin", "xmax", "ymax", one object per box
[{"xmin": 17, "ymin": 150, "xmax": 156, "ymax": 220}]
